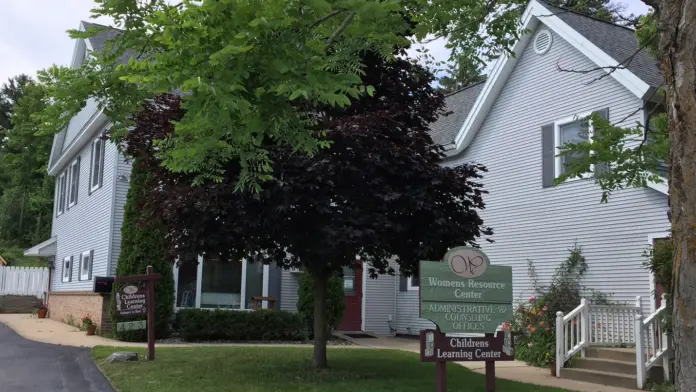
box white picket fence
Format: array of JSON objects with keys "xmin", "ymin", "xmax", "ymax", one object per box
[{"xmin": 0, "ymin": 266, "xmax": 50, "ymax": 299}]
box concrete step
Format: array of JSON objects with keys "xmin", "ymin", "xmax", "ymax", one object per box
[
  {"xmin": 561, "ymin": 368, "xmax": 638, "ymax": 390},
  {"xmin": 574, "ymin": 357, "xmax": 636, "ymax": 375},
  {"xmin": 586, "ymin": 347, "xmax": 636, "ymax": 363}
]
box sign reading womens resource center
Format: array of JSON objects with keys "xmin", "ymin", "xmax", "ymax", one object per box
[
  {"xmin": 418, "ymin": 247, "xmax": 514, "ymax": 392},
  {"xmin": 419, "ymin": 247, "xmax": 513, "ymax": 334}
]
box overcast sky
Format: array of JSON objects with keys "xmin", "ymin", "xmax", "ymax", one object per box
[{"xmin": 0, "ymin": 0, "xmax": 652, "ymax": 85}]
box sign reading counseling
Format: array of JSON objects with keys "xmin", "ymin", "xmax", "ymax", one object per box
[
  {"xmin": 418, "ymin": 246, "xmax": 514, "ymax": 392},
  {"xmin": 419, "ymin": 247, "xmax": 513, "ymax": 334}
]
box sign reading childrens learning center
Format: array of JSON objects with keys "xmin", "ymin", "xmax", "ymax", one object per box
[{"xmin": 419, "ymin": 247, "xmax": 513, "ymax": 334}]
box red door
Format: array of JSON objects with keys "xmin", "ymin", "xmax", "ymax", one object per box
[{"xmin": 338, "ymin": 263, "xmax": 362, "ymax": 331}]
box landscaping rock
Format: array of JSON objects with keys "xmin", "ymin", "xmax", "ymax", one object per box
[{"xmin": 105, "ymin": 351, "xmax": 139, "ymax": 363}]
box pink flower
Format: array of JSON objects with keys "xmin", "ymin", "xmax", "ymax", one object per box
[
  {"xmin": 527, "ymin": 343, "xmax": 533, "ymax": 348},
  {"xmin": 546, "ymin": 327, "xmax": 551, "ymax": 332},
  {"xmin": 543, "ymin": 306, "xmax": 549, "ymax": 311},
  {"xmin": 529, "ymin": 296, "xmax": 536, "ymax": 303}
]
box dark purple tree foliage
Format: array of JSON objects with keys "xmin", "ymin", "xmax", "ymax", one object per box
[{"xmin": 123, "ymin": 53, "xmax": 493, "ymax": 368}]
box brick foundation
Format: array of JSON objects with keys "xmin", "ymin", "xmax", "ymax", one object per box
[{"xmin": 47, "ymin": 291, "xmax": 112, "ymax": 333}]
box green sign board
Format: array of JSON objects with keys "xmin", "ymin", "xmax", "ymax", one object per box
[{"xmin": 419, "ymin": 247, "xmax": 513, "ymax": 334}]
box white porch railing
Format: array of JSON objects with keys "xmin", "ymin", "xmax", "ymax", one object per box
[
  {"xmin": 0, "ymin": 266, "xmax": 49, "ymax": 299},
  {"xmin": 555, "ymin": 298, "xmax": 589, "ymax": 377},
  {"xmin": 555, "ymin": 295, "xmax": 672, "ymax": 389},
  {"xmin": 635, "ymin": 293, "xmax": 671, "ymax": 389}
]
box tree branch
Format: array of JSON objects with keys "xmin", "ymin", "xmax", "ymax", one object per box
[
  {"xmin": 556, "ymin": 33, "xmax": 657, "ymax": 85},
  {"xmin": 325, "ymin": 12, "xmax": 355, "ymax": 46},
  {"xmin": 309, "ymin": 9, "xmax": 349, "ymax": 30}
]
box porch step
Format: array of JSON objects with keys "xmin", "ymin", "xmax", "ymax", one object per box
[
  {"xmin": 573, "ymin": 357, "xmax": 636, "ymax": 375},
  {"xmin": 585, "ymin": 347, "xmax": 636, "ymax": 363},
  {"xmin": 560, "ymin": 368, "xmax": 638, "ymax": 390}
]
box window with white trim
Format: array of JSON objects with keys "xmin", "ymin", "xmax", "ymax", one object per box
[
  {"xmin": 67, "ymin": 158, "xmax": 80, "ymax": 208},
  {"xmin": 56, "ymin": 171, "xmax": 67, "ymax": 216},
  {"xmin": 79, "ymin": 250, "xmax": 93, "ymax": 281},
  {"xmin": 174, "ymin": 256, "xmax": 268, "ymax": 310},
  {"xmin": 90, "ymin": 137, "xmax": 105, "ymax": 193},
  {"xmin": 62, "ymin": 256, "xmax": 73, "ymax": 282},
  {"xmin": 407, "ymin": 272, "xmax": 420, "ymax": 290},
  {"xmin": 554, "ymin": 113, "xmax": 593, "ymax": 176}
]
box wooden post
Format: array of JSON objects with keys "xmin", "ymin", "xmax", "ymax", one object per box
[
  {"xmin": 146, "ymin": 265, "xmax": 156, "ymax": 361},
  {"xmin": 435, "ymin": 328, "xmax": 446, "ymax": 392},
  {"xmin": 485, "ymin": 332, "xmax": 495, "ymax": 392},
  {"xmin": 555, "ymin": 311, "xmax": 564, "ymax": 377}
]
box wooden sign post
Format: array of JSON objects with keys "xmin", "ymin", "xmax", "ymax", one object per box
[
  {"xmin": 418, "ymin": 247, "xmax": 514, "ymax": 392},
  {"xmin": 114, "ymin": 265, "xmax": 161, "ymax": 360}
]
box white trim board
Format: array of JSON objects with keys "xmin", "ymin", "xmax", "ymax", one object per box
[
  {"xmin": 647, "ymin": 231, "xmax": 670, "ymax": 313},
  {"xmin": 450, "ymin": 0, "xmax": 652, "ymax": 155}
]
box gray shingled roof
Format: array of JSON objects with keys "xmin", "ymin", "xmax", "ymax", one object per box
[
  {"xmin": 545, "ymin": 4, "xmax": 662, "ymax": 88},
  {"xmin": 429, "ymin": 81, "xmax": 486, "ymax": 146},
  {"xmin": 82, "ymin": 21, "xmax": 138, "ymax": 65}
]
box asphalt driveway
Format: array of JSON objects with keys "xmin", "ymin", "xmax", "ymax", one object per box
[{"xmin": 0, "ymin": 322, "xmax": 114, "ymax": 392}]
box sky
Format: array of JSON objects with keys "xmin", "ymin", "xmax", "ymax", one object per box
[{"xmin": 0, "ymin": 0, "xmax": 652, "ymax": 85}]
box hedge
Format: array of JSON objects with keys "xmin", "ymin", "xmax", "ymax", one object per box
[
  {"xmin": 175, "ymin": 309, "xmax": 307, "ymax": 342},
  {"xmin": 111, "ymin": 159, "xmax": 174, "ymax": 341}
]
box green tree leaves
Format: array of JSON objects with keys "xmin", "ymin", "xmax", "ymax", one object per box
[{"xmin": 37, "ymin": 0, "xmax": 409, "ymax": 189}]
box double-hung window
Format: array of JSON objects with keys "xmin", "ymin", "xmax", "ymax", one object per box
[
  {"xmin": 90, "ymin": 137, "xmax": 105, "ymax": 193},
  {"xmin": 555, "ymin": 113, "xmax": 593, "ymax": 177},
  {"xmin": 67, "ymin": 158, "xmax": 80, "ymax": 208},
  {"xmin": 407, "ymin": 272, "xmax": 420, "ymax": 290},
  {"xmin": 62, "ymin": 256, "xmax": 73, "ymax": 282},
  {"xmin": 79, "ymin": 250, "xmax": 93, "ymax": 281},
  {"xmin": 56, "ymin": 171, "xmax": 67, "ymax": 216}
]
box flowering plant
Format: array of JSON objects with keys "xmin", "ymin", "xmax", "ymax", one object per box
[
  {"xmin": 36, "ymin": 302, "xmax": 48, "ymax": 311},
  {"xmin": 81, "ymin": 314, "xmax": 94, "ymax": 328}
]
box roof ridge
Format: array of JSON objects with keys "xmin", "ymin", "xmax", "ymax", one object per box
[{"xmin": 540, "ymin": 1, "xmax": 637, "ymax": 33}]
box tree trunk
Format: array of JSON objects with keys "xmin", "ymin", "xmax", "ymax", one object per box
[
  {"xmin": 660, "ymin": 0, "xmax": 696, "ymax": 390},
  {"xmin": 312, "ymin": 269, "xmax": 330, "ymax": 369}
]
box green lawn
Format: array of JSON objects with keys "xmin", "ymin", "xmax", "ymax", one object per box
[{"xmin": 92, "ymin": 346, "xmax": 570, "ymax": 392}]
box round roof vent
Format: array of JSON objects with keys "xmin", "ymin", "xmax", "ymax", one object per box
[{"xmin": 534, "ymin": 30, "xmax": 552, "ymax": 55}]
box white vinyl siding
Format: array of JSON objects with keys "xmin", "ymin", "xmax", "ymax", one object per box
[
  {"xmin": 61, "ymin": 98, "xmax": 101, "ymax": 153},
  {"xmin": 51, "ymin": 137, "xmax": 117, "ymax": 292},
  {"xmin": 395, "ymin": 27, "xmax": 668, "ymax": 335},
  {"xmin": 363, "ymin": 262, "xmax": 397, "ymax": 336},
  {"xmin": 280, "ymin": 270, "xmax": 301, "ymax": 312}
]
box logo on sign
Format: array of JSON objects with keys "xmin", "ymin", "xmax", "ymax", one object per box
[
  {"xmin": 446, "ymin": 247, "xmax": 488, "ymax": 278},
  {"xmin": 123, "ymin": 285, "xmax": 139, "ymax": 294}
]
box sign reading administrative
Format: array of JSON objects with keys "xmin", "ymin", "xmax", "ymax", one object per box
[
  {"xmin": 115, "ymin": 284, "xmax": 147, "ymax": 317},
  {"xmin": 419, "ymin": 247, "xmax": 513, "ymax": 334}
]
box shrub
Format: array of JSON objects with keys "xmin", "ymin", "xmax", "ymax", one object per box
[
  {"xmin": 515, "ymin": 244, "xmax": 613, "ymax": 367},
  {"xmin": 175, "ymin": 309, "xmax": 307, "ymax": 342},
  {"xmin": 111, "ymin": 159, "xmax": 175, "ymax": 342},
  {"xmin": 643, "ymin": 237, "xmax": 674, "ymax": 332},
  {"xmin": 297, "ymin": 272, "xmax": 345, "ymax": 337}
]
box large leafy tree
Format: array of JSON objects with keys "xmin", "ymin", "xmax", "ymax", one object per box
[
  {"xmin": 0, "ymin": 76, "xmax": 54, "ymax": 263},
  {"xmin": 36, "ymin": 0, "xmax": 411, "ymax": 189},
  {"xmin": 123, "ymin": 54, "xmax": 493, "ymax": 368}
]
